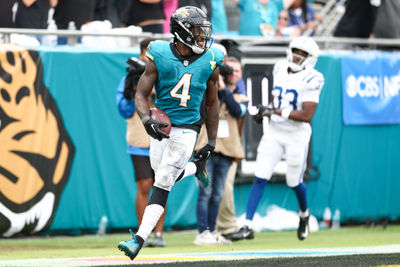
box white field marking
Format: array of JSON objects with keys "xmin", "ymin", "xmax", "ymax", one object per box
[{"xmin": 1, "ymin": 244, "xmax": 400, "ymax": 267}]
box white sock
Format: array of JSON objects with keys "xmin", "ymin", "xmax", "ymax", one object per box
[
  {"xmin": 136, "ymin": 204, "xmax": 164, "ymax": 240},
  {"xmin": 244, "ymin": 219, "xmax": 253, "ymax": 229},
  {"xmin": 299, "ymin": 209, "xmax": 310, "ymax": 218},
  {"xmin": 182, "ymin": 162, "xmax": 197, "ymax": 179}
]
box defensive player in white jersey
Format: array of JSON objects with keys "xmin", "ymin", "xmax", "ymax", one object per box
[{"xmin": 233, "ymin": 36, "xmax": 324, "ymax": 241}]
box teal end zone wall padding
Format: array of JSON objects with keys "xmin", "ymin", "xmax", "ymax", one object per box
[
  {"xmin": 31, "ymin": 47, "xmax": 400, "ymax": 233},
  {"xmin": 37, "ymin": 46, "xmax": 141, "ymax": 231},
  {"xmin": 312, "ymin": 53, "xmax": 400, "ymax": 222},
  {"xmin": 234, "ymin": 52, "xmax": 400, "ymax": 223}
]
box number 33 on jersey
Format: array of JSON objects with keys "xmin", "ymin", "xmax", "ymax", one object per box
[{"xmin": 272, "ymin": 60, "xmax": 324, "ymax": 112}]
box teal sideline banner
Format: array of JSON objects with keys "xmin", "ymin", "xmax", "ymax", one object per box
[{"xmin": 1, "ymin": 46, "xmax": 400, "ymax": 237}]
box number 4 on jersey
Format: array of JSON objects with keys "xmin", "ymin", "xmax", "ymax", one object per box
[{"xmin": 170, "ymin": 73, "xmax": 192, "ymax": 107}]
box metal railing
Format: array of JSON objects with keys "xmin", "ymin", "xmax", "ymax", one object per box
[{"xmin": 1, "ymin": 27, "xmax": 400, "ymax": 51}]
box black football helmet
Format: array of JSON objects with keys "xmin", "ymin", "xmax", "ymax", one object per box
[{"xmin": 170, "ymin": 6, "xmax": 213, "ymax": 54}]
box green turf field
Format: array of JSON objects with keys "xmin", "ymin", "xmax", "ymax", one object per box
[{"xmin": 1, "ymin": 225, "xmax": 400, "ymax": 260}]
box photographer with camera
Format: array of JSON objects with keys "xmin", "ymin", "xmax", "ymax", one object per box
[
  {"xmin": 116, "ymin": 38, "xmax": 167, "ymax": 248},
  {"xmin": 194, "ymin": 56, "xmax": 248, "ymax": 245}
]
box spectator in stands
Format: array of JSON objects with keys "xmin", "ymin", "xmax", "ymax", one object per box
[
  {"xmin": 54, "ymin": 0, "xmax": 94, "ymax": 30},
  {"xmin": 93, "ymin": 0, "xmax": 121, "ymax": 27},
  {"xmin": 179, "ymin": 0, "xmax": 212, "ymax": 19},
  {"xmin": 372, "ymin": 0, "xmax": 400, "ymax": 40},
  {"xmin": 333, "ymin": 0, "xmax": 380, "ymax": 49},
  {"xmin": 120, "ymin": 0, "xmax": 164, "ymax": 33},
  {"xmin": 0, "ymin": 0, "xmax": 17, "ymax": 28},
  {"xmin": 15, "ymin": 0, "xmax": 58, "ymax": 29},
  {"xmin": 163, "ymin": 0, "xmax": 178, "ymax": 33},
  {"xmin": 54, "ymin": 0, "xmax": 94, "ymax": 44},
  {"xmin": 238, "ymin": 0, "xmax": 296, "ymax": 37},
  {"xmin": 194, "ymin": 56, "xmax": 248, "ymax": 245},
  {"xmin": 116, "ymin": 38, "xmax": 167, "ymax": 248},
  {"xmin": 287, "ymin": 0, "xmax": 321, "ymax": 36},
  {"xmin": 211, "ymin": 0, "xmax": 228, "ymax": 34},
  {"xmin": 275, "ymin": 9, "xmax": 301, "ymax": 37}
]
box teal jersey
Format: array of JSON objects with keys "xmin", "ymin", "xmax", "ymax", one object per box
[{"xmin": 146, "ymin": 40, "xmax": 224, "ymax": 126}]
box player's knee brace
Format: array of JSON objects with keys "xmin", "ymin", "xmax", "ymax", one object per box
[{"xmin": 148, "ymin": 186, "xmax": 169, "ymax": 208}]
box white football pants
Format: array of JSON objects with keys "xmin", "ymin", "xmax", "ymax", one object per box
[
  {"xmin": 150, "ymin": 127, "xmax": 197, "ymax": 191},
  {"xmin": 254, "ymin": 124, "xmax": 310, "ymax": 187}
]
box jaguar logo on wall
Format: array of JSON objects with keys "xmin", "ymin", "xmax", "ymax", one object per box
[{"xmin": 0, "ymin": 44, "xmax": 75, "ymax": 237}]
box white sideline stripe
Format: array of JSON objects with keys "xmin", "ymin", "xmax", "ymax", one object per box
[{"xmin": 1, "ymin": 244, "xmax": 400, "ymax": 267}]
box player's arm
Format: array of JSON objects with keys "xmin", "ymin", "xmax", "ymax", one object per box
[
  {"xmin": 204, "ymin": 68, "xmax": 220, "ymax": 140},
  {"xmin": 275, "ymin": 101, "xmax": 318, "ymax": 123},
  {"xmin": 195, "ymin": 68, "xmax": 220, "ymax": 159},
  {"xmin": 135, "ymin": 60, "xmax": 169, "ymax": 140},
  {"xmin": 135, "ymin": 60, "xmax": 157, "ymax": 120}
]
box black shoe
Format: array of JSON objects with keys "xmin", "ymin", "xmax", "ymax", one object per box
[
  {"xmin": 297, "ymin": 215, "xmax": 309, "ymax": 241},
  {"xmin": 224, "ymin": 226, "xmax": 254, "ymax": 241}
]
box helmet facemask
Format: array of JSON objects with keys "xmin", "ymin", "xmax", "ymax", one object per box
[
  {"xmin": 174, "ymin": 20, "xmax": 213, "ymax": 54},
  {"xmin": 288, "ymin": 48, "xmax": 311, "ymax": 72},
  {"xmin": 170, "ymin": 6, "xmax": 213, "ymax": 54},
  {"xmin": 287, "ymin": 37, "xmax": 319, "ymax": 72}
]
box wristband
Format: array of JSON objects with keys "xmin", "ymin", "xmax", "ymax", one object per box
[
  {"xmin": 141, "ymin": 114, "xmax": 150, "ymax": 124},
  {"xmin": 281, "ymin": 108, "xmax": 291, "ymax": 119},
  {"xmin": 208, "ymin": 138, "xmax": 216, "ymax": 147}
]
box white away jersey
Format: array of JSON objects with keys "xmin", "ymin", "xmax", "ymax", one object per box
[{"xmin": 270, "ymin": 60, "xmax": 325, "ymax": 132}]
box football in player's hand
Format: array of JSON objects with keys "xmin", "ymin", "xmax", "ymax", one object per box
[{"xmin": 150, "ymin": 108, "xmax": 171, "ymax": 135}]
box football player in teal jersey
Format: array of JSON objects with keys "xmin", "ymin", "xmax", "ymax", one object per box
[{"xmin": 118, "ymin": 6, "xmax": 223, "ymax": 260}]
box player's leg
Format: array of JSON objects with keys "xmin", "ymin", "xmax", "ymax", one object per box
[
  {"xmin": 247, "ymin": 132, "xmax": 282, "ymax": 222},
  {"xmin": 118, "ymin": 139, "xmax": 169, "ymax": 259},
  {"xmin": 233, "ymin": 130, "xmax": 283, "ymax": 240},
  {"xmin": 131, "ymin": 155, "xmax": 155, "ymax": 247},
  {"xmin": 174, "ymin": 161, "xmax": 197, "ymax": 183},
  {"xmin": 118, "ymin": 127, "xmax": 197, "ymax": 259},
  {"xmin": 139, "ymin": 128, "xmax": 196, "ymax": 239},
  {"xmin": 285, "ymin": 139, "xmax": 310, "ymax": 240},
  {"xmin": 153, "ymin": 202, "xmax": 167, "ymax": 247},
  {"xmin": 138, "ymin": 127, "xmax": 197, "ymax": 234},
  {"xmin": 146, "ymin": 167, "xmax": 167, "ymax": 247}
]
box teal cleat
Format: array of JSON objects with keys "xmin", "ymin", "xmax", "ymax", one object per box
[
  {"xmin": 117, "ymin": 229, "xmax": 141, "ymax": 260},
  {"xmin": 194, "ymin": 157, "xmax": 209, "ymax": 188}
]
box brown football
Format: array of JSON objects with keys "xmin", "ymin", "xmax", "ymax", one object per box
[{"xmin": 150, "ymin": 108, "xmax": 171, "ymax": 135}]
